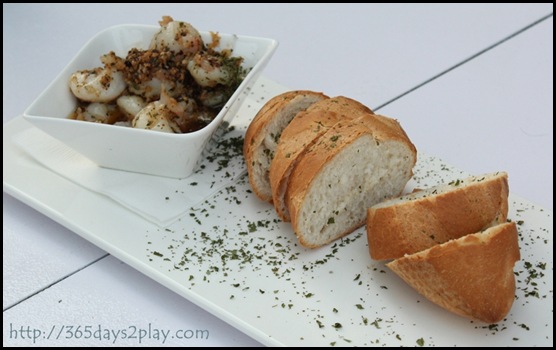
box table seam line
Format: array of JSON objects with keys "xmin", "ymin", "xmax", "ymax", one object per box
[
  {"xmin": 3, "ymin": 253, "xmax": 110, "ymax": 313},
  {"xmin": 374, "ymin": 12, "xmax": 554, "ymax": 111}
]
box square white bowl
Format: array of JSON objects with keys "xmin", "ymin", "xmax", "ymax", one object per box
[{"xmin": 23, "ymin": 24, "xmax": 278, "ymax": 178}]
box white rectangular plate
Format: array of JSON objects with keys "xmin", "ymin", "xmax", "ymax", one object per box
[{"xmin": 3, "ymin": 77, "xmax": 552, "ymax": 347}]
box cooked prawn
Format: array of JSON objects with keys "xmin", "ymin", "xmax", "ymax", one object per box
[
  {"xmin": 69, "ymin": 61, "xmax": 126, "ymax": 103},
  {"xmin": 150, "ymin": 16, "xmax": 203, "ymax": 55},
  {"xmin": 187, "ymin": 52, "xmax": 239, "ymax": 88},
  {"xmin": 132, "ymin": 101, "xmax": 180, "ymax": 133},
  {"xmin": 74, "ymin": 102, "xmax": 120, "ymax": 124},
  {"xmin": 117, "ymin": 95, "xmax": 146, "ymax": 119}
]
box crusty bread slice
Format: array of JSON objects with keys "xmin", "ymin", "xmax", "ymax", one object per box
[
  {"xmin": 367, "ymin": 172, "xmax": 509, "ymax": 260},
  {"xmin": 270, "ymin": 96, "xmax": 373, "ymax": 221},
  {"xmin": 386, "ymin": 222, "xmax": 520, "ymax": 323},
  {"xmin": 244, "ymin": 91, "xmax": 328, "ymax": 202},
  {"xmin": 286, "ymin": 113, "xmax": 416, "ymax": 248}
]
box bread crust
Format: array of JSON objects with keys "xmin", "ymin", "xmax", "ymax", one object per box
[
  {"xmin": 287, "ymin": 114, "xmax": 416, "ymax": 247},
  {"xmin": 367, "ymin": 172, "xmax": 509, "ymax": 260},
  {"xmin": 243, "ymin": 90, "xmax": 327, "ymax": 202},
  {"xmin": 270, "ymin": 96, "xmax": 373, "ymax": 221},
  {"xmin": 386, "ymin": 222, "xmax": 520, "ymax": 323}
]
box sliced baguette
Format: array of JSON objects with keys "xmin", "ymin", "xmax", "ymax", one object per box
[
  {"xmin": 286, "ymin": 113, "xmax": 417, "ymax": 248},
  {"xmin": 386, "ymin": 222, "xmax": 520, "ymax": 323},
  {"xmin": 244, "ymin": 90, "xmax": 328, "ymax": 202},
  {"xmin": 367, "ymin": 172, "xmax": 509, "ymax": 260},
  {"xmin": 270, "ymin": 96, "xmax": 373, "ymax": 221}
]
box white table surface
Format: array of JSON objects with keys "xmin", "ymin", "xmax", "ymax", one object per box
[{"xmin": 3, "ymin": 3, "xmax": 553, "ymax": 347}]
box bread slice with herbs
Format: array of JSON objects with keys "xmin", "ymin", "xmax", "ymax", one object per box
[
  {"xmin": 367, "ymin": 172, "xmax": 509, "ymax": 260},
  {"xmin": 270, "ymin": 96, "xmax": 374, "ymax": 221},
  {"xmin": 286, "ymin": 113, "xmax": 416, "ymax": 248},
  {"xmin": 244, "ymin": 90, "xmax": 328, "ymax": 202},
  {"xmin": 386, "ymin": 222, "xmax": 520, "ymax": 323}
]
